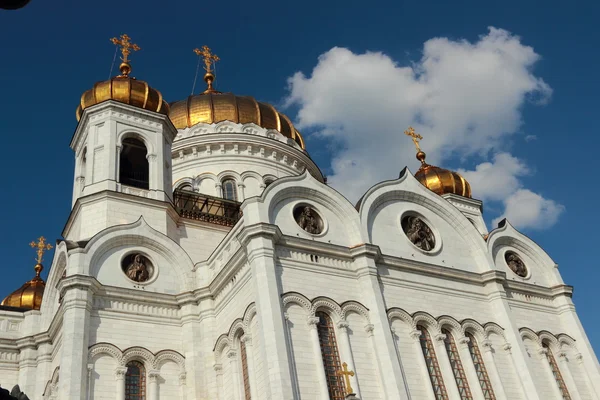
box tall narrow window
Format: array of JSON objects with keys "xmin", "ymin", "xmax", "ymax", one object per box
[
  {"xmin": 543, "ymin": 343, "xmax": 571, "ymax": 400},
  {"xmin": 465, "ymin": 333, "xmax": 496, "ymax": 399},
  {"xmin": 442, "ymin": 329, "xmax": 472, "ymax": 400},
  {"xmin": 418, "ymin": 325, "xmax": 449, "ymax": 400},
  {"xmin": 316, "ymin": 311, "xmax": 346, "ymax": 400},
  {"xmin": 240, "ymin": 338, "xmax": 252, "ymax": 400},
  {"xmin": 125, "ymin": 361, "xmax": 146, "ymax": 400},
  {"xmin": 120, "ymin": 138, "xmax": 149, "ymax": 190},
  {"xmin": 222, "ymin": 179, "xmax": 238, "ymax": 201}
]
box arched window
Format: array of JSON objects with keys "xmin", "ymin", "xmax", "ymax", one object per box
[
  {"xmin": 542, "ymin": 342, "xmax": 571, "ymax": 400},
  {"xmin": 125, "ymin": 361, "xmax": 146, "ymax": 400},
  {"xmin": 120, "ymin": 138, "xmax": 149, "ymax": 190},
  {"xmin": 222, "ymin": 179, "xmax": 238, "ymax": 201},
  {"xmin": 465, "ymin": 332, "xmax": 496, "ymax": 399},
  {"xmin": 418, "ymin": 325, "xmax": 448, "ymax": 400},
  {"xmin": 240, "ymin": 338, "xmax": 252, "ymax": 400},
  {"xmin": 264, "ymin": 178, "xmax": 275, "ymax": 187},
  {"xmin": 316, "ymin": 311, "xmax": 346, "ymax": 400},
  {"xmin": 178, "ymin": 183, "xmax": 193, "ymax": 192},
  {"xmin": 442, "ymin": 329, "xmax": 472, "ymax": 399}
]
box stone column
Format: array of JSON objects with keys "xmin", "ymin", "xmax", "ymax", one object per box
[
  {"xmin": 35, "ymin": 342, "xmax": 53, "ymax": 398},
  {"xmin": 215, "ymin": 183, "xmax": 223, "ymax": 197},
  {"xmin": 178, "ymin": 372, "xmax": 187, "ymax": 400},
  {"xmin": 87, "ymin": 364, "xmax": 93, "ymax": 400},
  {"xmin": 308, "ymin": 316, "xmax": 330, "ymax": 400},
  {"xmin": 479, "ymin": 340, "xmax": 508, "ymax": 400},
  {"xmin": 456, "ymin": 336, "xmax": 486, "ymax": 399},
  {"xmin": 241, "ymin": 335, "xmax": 259, "ymax": 400},
  {"xmin": 17, "ymin": 345, "xmax": 37, "ymax": 396},
  {"xmin": 213, "ymin": 363, "xmax": 223, "ymax": 400},
  {"xmin": 227, "ymin": 349, "xmax": 241, "ymax": 399},
  {"xmin": 351, "ymin": 246, "xmax": 410, "ymax": 399},
  {"xmin": 115, "ymin": 366, "xmax": 127, "ymax": 400},
  {"xmin": 556, "ymin": 351, "xmax": 582, "ymax": 400},
  {"xmin": 482, "ymin": 271, "xmax": 542, "ymax": 400},
  {"xmin": 575, "ymin": 353, "xmax": 600, "ymax": 400},
  {"xmin": 115, "ymin": 145, "xmax": 121, "ymax": 183},
  {"xmin": 146, "ymin": 153, "xmax": 157, "ymax": 192},
  {"xmin": 409, "ymin": 329, "xmax": 436, "ymax": 400},
  {"xmin": 237, "ymin": 183, "xmax": 246, "ymax": 201},
  {"xmin": 283, "ymin": 312, "xmax": 301, "ymax": 398},
  {"xmin": 238, "ymin": 227, "xmax": 296, "ymax": 399},
  {"xmin": 336, "ymin": 320, "xmax": 361, "ymax": 398},
  {"xmin": 432, "ymin": 333, "xmax": 462, "ymax": 399},
  {"xmin": 58, "ymin": 277, "xmax": 96, "ymax": 399},
  {"xmin": 538, "ymin": 348, "xmax": 565, "ymax": 399},
  {"xmin": 148, "ymin": 370, "xmax": 160, "ymax": 400}
]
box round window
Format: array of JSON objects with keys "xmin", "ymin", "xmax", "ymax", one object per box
[
  {"xmin": 401, "ymin": 215, "xmax": 436, "ymax": 252},
  {"xmin": 293, "ymin": 205, "xmax": 324, "ymax": 235},
  {"xmin": 121, "ymin": 253, "xmax": 155, "ymax": 283}
]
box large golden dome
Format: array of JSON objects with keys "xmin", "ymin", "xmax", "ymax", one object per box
[
  {"xmin": 75, "ymin": 61, "xmax": 169, "ymax": 121},
  {"xmin": 414, "ymin": 151, "xmax": 472, "ymax": 198},
  {"xmin": 1, "ymin": 263, "xmax": 45, "ymax": 310},
  {"xmin": 169, "ymin": 92, "xmax": 305, "ymax": 148}
]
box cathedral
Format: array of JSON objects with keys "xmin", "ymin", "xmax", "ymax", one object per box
[{"xmin": 1, "ymin": 35, "xmax": 599, "ymax": 400}]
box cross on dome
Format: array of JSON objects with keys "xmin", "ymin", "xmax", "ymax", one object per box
[{"xmin": 110, "ymin": 34, "xmax": 140, "ymax": 77}]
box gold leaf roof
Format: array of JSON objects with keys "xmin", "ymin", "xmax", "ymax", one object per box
[
  {"xmin": 169, "ymin": 93, "xmax": 305, "ymax": 149},
  {"xmin": 1, "ymin": 264, "xmax": 45, "ymax": 310},
  {"xmin": 414, "ymin": 151, "xmax": 472, "ymax": 198}
]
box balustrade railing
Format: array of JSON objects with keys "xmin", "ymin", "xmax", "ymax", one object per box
[{"xmin": 173, "ymin": 189, "xmax": 241, "ymax": 227}]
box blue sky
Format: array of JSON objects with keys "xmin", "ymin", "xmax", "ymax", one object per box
[{"xmin": 1, "ymin": 0, "xmax": 599, "ymax": 354}]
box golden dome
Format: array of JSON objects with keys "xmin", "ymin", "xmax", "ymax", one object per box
[
  {"xmin": 1, "ymin": 263, "xmax": 45, "ymax": 310},
  {"xmin": 75, "ymin": 62, "xmax": 169, "ymax": 121},
  {"xmin": 169, "ymin": 92, "xmax": 305, "ymax": 149},
  {"xmin": 414, "ymin": 151, "xmax": 472, "ymax": 198}
]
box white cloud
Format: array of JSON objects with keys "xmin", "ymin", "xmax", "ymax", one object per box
[
  {"xmin": 492, "ymin": 189, "xmax": 565, "ymax": 230},
  {"xmin": 285, "ymin": 27, "xmax": 562, "ymax": 230}
]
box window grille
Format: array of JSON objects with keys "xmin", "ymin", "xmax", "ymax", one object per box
[
  {"xmin": 316, "ymin": 311, "xmax": 346, "ymax": 400},
  {"xmin": 418, "ymin": 325, "xmax": 449, "ymax": 400},
  {"xmin": 125, "ymin": 361, "xmax": 146, "ymax": 400},
  {"xmin": 543, "ymin": 343, "xmax": 572, "ymax": 400},
  {"xmin": 240, "ymin": 339, "xmax": 252, "ymax": 400},
  {"xmin": 442, "ymin": 329, "xmax": 472, "ymax": 400},
  {"xmin": 222, "ymin": 179, "xmax": 238, "ymax": 201},
  {"xmin": 465, "ymin": 333, "xmax": 496, "ymax": 399}
]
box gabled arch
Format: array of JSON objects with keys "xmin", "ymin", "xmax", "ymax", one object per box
[
  {"xmin": 83, "ymin": 216, "xmax": 195, "ymax": 291},
  {"xmin": 40, "ymin": 240, "xmax": 69, "ymax": 328},
  {"xmin": 356, "ymin": 168, "xmax": 490, "ymax": 267}
]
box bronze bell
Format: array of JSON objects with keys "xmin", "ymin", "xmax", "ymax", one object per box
[{"xmin": 0, "ymin": 0, "xmax": 31, "ymax": 9}]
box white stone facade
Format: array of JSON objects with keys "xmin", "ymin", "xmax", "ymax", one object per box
[{"xmin": 1, "ymin": 99, "xmax": 599, "ymax": 400}]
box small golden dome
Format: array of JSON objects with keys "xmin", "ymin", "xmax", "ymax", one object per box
[
  {"xmin": 414, "ymin": 152, "xmax": 472, "ymax": 198},
  {"xmin": 75, "ymin": 62, "xmax": 169, "ymax": 121},
  {"xmin": 1, "ymin": 263, "xmax": 45, "ymax": 310},
  {"xmin": 169, "ymin": 92, "xmax": 305, "ymax": 149}
]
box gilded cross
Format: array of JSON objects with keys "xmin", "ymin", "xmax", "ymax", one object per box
[
  {"xmin": 404, "ymin": 126, "xmax": 423, "ymax": 152},
  {"xmin": 337, "ymin": 362, "xmax": 355, "ymax": 395},
  {"xmin": 30, "ymin": 236, "xmax": 53, "ymax": 264},
  {"xmin": 110, "ymin": 34, "xmax": 140, "ymax": 63},
  {"xmin": 193, "ymin": 45, "xmax": 220, "ymax": 73}
]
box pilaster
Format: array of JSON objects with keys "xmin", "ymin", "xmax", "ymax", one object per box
[
  {"xmin": 480, "ymin": 340, "xmax": 508, "ymax": 400},
  {"xmin": 308, "ymin": 316, "xmax": 330, "ymax": 400},
  {"xmin": 336, "ymin": 320, "xmax": 361, "ymax": 398},
  {"xmin": 432, "ymin": 333, "xmax": 462, "ymax": 399}
]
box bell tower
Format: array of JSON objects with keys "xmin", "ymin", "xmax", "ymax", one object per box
[{"xmin": 67, "ymin": 35, "xmax": 177, "ymax": 241}]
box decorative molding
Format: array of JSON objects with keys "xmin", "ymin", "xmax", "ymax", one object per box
[
  {"xmin": 281, "ymin": 292, "xmax": 371, "ymax": 325},
  {"xmin": 88, "ymin": 343, "xmax": 185, "ymax": 373}
]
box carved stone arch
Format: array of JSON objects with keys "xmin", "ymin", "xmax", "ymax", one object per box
[
  {"xmin": 84, "ymin": 217, "xmax": 195, "ymax": 290},
  {"xmin": 461, "ymin": 319, "xmax": 486, "ymax": 343},
  {"xmin": 282, "ymin": 292, "xmax": 312, "ymax": 314},
  {"xmin": 117, "ymin": 129, "xmax": 156, "ymax": 155},
  {"xmin": 538, "ymin": 330, "xmax": 561, "ymax": 351},
  {"xmin": 43, "ymin": 366, "xmax": 60, "ymax": 398},
  {"xmin": 356, "ymin": 170, "xmax": 489, "ymax": 265},
  {"xmin": 311, "ymin": 296, "xmax": 343, "ymax": 321},
  {"xmin": 215, "ymin": 120, "xmax": 241, "ymax": 133},
  {"xmin": 213, "ymin": 334, "xmax": 231, "ymax": 359},
  {"xmin": 217, "ymin": 170, "xmax": 243, "ymax": 182},
  {"xmin": 557, "ymin": 333, "xmax": 577, "ymax": 350},
  {"xmin": 241, "ymin": 123, "xmax": 262, "ymax": 135},
  {"xmin": 189, "ymin": 122, "xmax": 212, "ymax": 136},
  {"xmin": 437, "ymin": 315, "xmax": 463, "ymax": 337},
  {"xmin": 519, "ymin": 327, "xmax": 541, "ymax": 349},
  {"xmin": 40, "ymin": 242, "xmax": 69, "ymax": 323},
  {"xmin": 88, "ymin": 342, "xmax": 124, "ymax": 364},
  {"xmin": 228, "ymin": 319, "xmax": 246, "ymax": 344},
  {"xmin": 412, "ymin": 311, "xmax": 441, "ymax": 335},
  {"xmin": 340, "ymin": 300, "xmax": 370, "ymax": 324},
  {"xmin": 483, "ymin": 322, "xmax": 506, "ymax": 341},
  {"xmin": 174, "ymin": 177, "xmax": 195, "ymax": 190},
  {"xmin": 155, "ymin": 350, "xmax": 186, "ymax": 371},
  {"xmin": 240, "ymin": 170, "xmax": 263, "ymax": 182},
  {"xmin": 194, "ymin": 172, "xmax": 219, "ymax": 189},
  {"xmin": 387, "ymin": 307, "xmax": 415, "ymax": 330},
  {"xmin": 242, "ymin": 302, "xmax": 257, "ymax": 330},
  {"xmin": 122, "ymin": 346, "xmax": 156, "ymax": 369}
]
